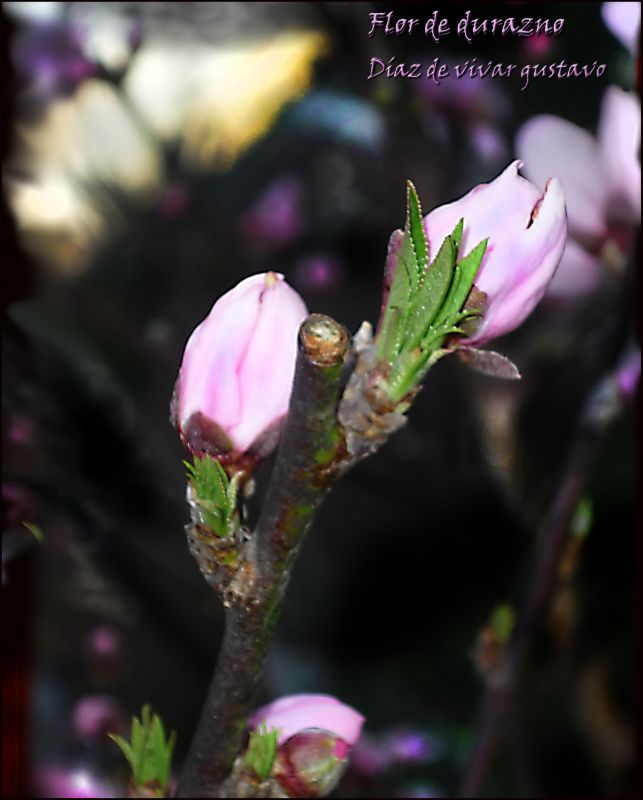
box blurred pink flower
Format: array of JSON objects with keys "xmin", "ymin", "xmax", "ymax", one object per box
[
  {"xmin": 523, "ymin": 33, "xmax": 554, "ymax": 59},
  {"xmin": 85, "ymin": 625, "xmax": 122, "ymax": 659},
  {"xmin": 602, "ymin": 2, "xmax": 641, "ymax": 53},
  {"xmin": 33, "ymin": 766, "xmax": 116, "ymax": 798},
  {"xmin": 293, "ymin": 254, "xmax": 345, "ymax": 293},
  {"xmin": 516, "ymin": 87, "xmax": 640, "ymax": 298},
  {"xmin": 352, "ymin": 728, "xmax": 442, "ymax": 776},
  {"xmin": 72, "ymin": 695, "xmax": 128, "ymax": 743},
  {"xmin": 423, "ymin": 160, "xmax": 567, "ymax": 344},
  {"xmin": 240, "ymin": 177, "xmax": 305, "ymax": 248},
  {"xmin": 616, "ymin": 347, "xmax": 641, "ymax": 398},
  {"xmin": 469, "ymin": 121, "xmax": 509, "ymax": 167},
  {"xmin": 249, "ymin": 693, "xmax": 364, "ymax": 747},
  {"xmin": 174, "ymin": 273, "xmax": 308, "ymax": 457}
]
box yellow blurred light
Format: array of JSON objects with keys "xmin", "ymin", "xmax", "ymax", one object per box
[
  {"xmin": 7, "ymin": 172, "xmax": 107, "ymax": 275},
  {"xmin": 6, "ymin": 29, "xmax": 328, "ymax": 274},
  {"xmin": 124, "ymin": 31, "xmax": 329, "ymax": 171},
  {"xmin": 7, "ymin": 80, "xmax": 162, "ymax": 273}
]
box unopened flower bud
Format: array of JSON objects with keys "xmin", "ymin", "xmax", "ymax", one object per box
[
  {"xmin": 423, "ymin": 160, "xmax": 567, "ymax": 345},
  {"xmin": 248, "ymin": 694, "xmax": 364, "ymax": 798},
  {"xmin": 173, "ymin": 273, "xmax": 308, "ymax": 465}
]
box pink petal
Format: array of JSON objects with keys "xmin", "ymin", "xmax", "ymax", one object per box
[
  {"xmin": 177, "ymin": 273, "xmax": 308, "ymax": 453},
  {"xmin": 230, "ymin": 276, "xmax": 308, "ymax": 451},
  {"xmin": 597, "ymin": 86, "xmax": 641, "ymax": 223},
  {"xmin": 249, "ymin": 694, "xmax": 365, "ymax": 746},
  {"xmin": 474, "ymin": 176, "xmax": 567, "ymax": 341}
]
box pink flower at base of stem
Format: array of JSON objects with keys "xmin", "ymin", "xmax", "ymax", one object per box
[
  {"xmin": 423, "ymin": 160, "xmax": 567, "ymax": 345},
  {"xmin": 248, "ymin": 693, "xmax": 365, "ymax": 747}
]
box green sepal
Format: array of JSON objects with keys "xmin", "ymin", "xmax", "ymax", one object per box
[
  {"xmin": 376, "ymin": 182, "xmax": 428, "ymax": 365},
  {"xmin": 109, "ymin": 705, "xmax": 177, "ymax": 795},
  {"xmin": 433, "ymin": 238, "xmax": 488, "ymax": 329},
  {"xmin": 404, "ymin": 222, "xmax": 459, "ymax": 351},
  {"xmin": 450, "ymin": 217, "xmax": 464, "ymax": 256},
  {"xmin": 407, "ymin": 180, "xmax": 428, "ymax": 274},
  {"xmin": 244, "ymin": 723, "xmax": 280, "ymax": 781},
  {"xmin": 184, "ymin": 455, "xmax": 240, "ymax": 538}
]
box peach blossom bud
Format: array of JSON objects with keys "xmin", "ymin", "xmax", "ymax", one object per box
[
  {"xmin": 423, "ymin": 161, "xmax": 567, "ymax": 345},
  {"xmin": 173, "ymin": 273, "xmax": 308, "ymax": 462},
  {"xmin": 249, "ymin": 694, "xmax": 365, "ymax": 797}
]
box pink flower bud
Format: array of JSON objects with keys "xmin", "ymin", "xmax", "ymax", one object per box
[
  {"xmin": 173, "ymin": 273, "xmax": 308, "ymax": 461},
  {"xmin": 423, "ymin": 160, "xmax": 567, "ymax": 345},
  {"xmin": 249, "ymin": 694, "xmax": 364, "ymax": 746},
  {"xmin": 249, "ymin": 694, "xmax": 365, "ymax": 798}
]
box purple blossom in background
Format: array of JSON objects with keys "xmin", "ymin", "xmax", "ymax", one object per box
[
  {"xmin": 602, "ymin": 1, "xmax": 641, "ymax": 53},
  {"xmin": 387, "ymin": 729, "xmax": 443, "ymax": 763},
  {"xmin": 351, "ymin": 728, "xmax": 443, "ymax": 776},
  {"xmin": 616, "ymin": 347, "xmax": 641, "ymax": 399},
  {"xmin": 522, "ymin": 33, "xmax": 555, "ymax": 59},
  {"xmin": 293, "ymin": 253, "xmax": 345, "ymax": 293},
  {"xmin": 72, "ymin": 695, "xmax": 128, "ymax": 743},
  {"xmin": 85, "ymin": 625, "xmax": 122, "ymax": 659},
  {"xmin": 240, "ymin": 176, "xmax": 305, "ymax": 248},
  {"xmin": 516, "ymin": 86, "xmax": 640, "ymax": 298},
  {"xmin": 469, "ymin": 121, "xmax": 509, "ymax": 167},
  {"xmin": 11, "ymin": 20, "xmax": 96, "ymax": 101}
]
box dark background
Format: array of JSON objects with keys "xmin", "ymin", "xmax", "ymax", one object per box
[{"xmin": 2, "ymin": 2, "xmax": 639, "ymax": 797}]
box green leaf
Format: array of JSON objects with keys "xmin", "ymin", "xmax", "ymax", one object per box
[
  {"xmin": 407, "ymin": 180, "xmax": 428, "ymax": 274},
  {"xmin": 376, "ymin": 183, "xmax": 426, "ymax": 365},
  {"xmin": 185, "ymin": 455, "xmax": 239, "ymax": 537},
  {"xmin": 450, "ymin": 218, "xmax": 464, "ymax": 257},
  {"xmin": 433, "ymin": 238, "xmax": 488, "ymax": 329},
  {"xmin": 404, "ymin": 224, "xmax": 458, "ymax": 350}
]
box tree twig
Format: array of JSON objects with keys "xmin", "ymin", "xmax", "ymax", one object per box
[{"xmin": 176, "ymin": 314, "xmax": 349, "ymax": 798}]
